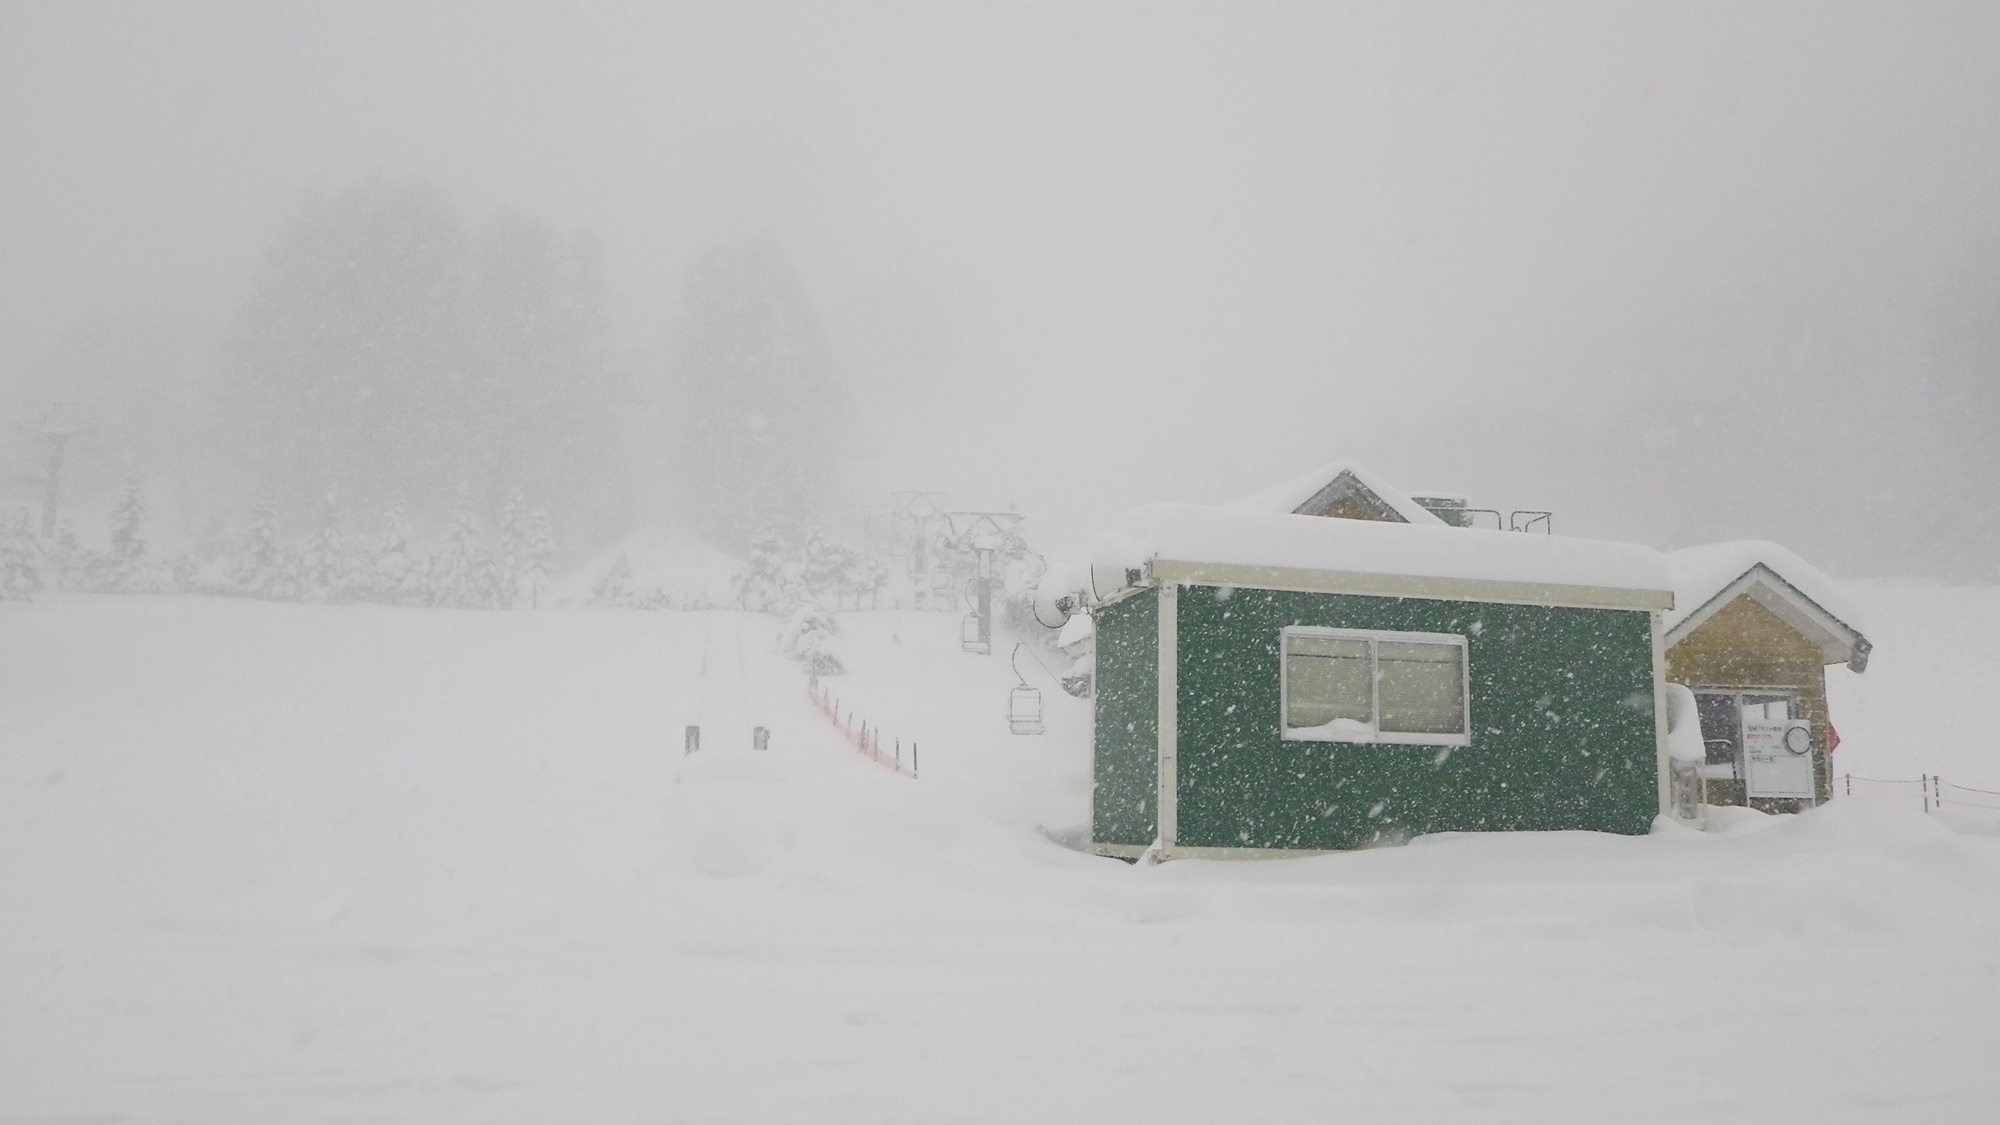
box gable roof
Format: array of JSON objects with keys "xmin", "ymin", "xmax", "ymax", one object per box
[
  {"xmin": 1228, "ymin": 461, "xmax": 1448, "ymax": 526},
  {"xmin": 1663, "ymin": 541, "xmax": 1872, "ymax": 671}
]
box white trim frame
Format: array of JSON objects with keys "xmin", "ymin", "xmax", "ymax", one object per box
[
  {"xmin": 1652, "ymin": 609, "xmax": 1671, "ymax": 818},
  {"xmin": 1149, "ymin": 559, "xmax": 1672, "ymax": 613},
  {"xmin": 1156, "ymin": 583, "xmax": 1179, "ymax": 852},
  {"xmin": 1664, "ymin": 564, "xmax": 1868, "ymax": 669},
  {"xmin": 1279, "ymin": 626, "xmax": 1471, "ymax": 747}
]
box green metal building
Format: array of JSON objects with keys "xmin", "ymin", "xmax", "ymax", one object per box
[{"xmin": 1066, "ymin": 466, "xmax": 1677, "ymax": 860}]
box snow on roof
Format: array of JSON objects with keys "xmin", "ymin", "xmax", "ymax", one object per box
[
  {"xmin": 1228, "ymin": 460, "xmax": 1448, "ymax": 526},
  {"xmin": 1663, "ymin": 541, "xmax": 1871, "ymax": 667},
  {"xmin": 1091, "ymin": 504, "xmax": 1672, "ymax": 610}
]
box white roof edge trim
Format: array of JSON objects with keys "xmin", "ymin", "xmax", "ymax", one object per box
[
  {"xmin": 1663, "ymin": 563, "xmax": 1869, "ymax": 668},
  {"xmin": 1149, "ymin": 560, "xmax": 1673, "ymax": 612}
]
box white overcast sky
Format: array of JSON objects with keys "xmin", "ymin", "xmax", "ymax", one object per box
[{"xmin": 5, "ymin": 1, "xmax": 1999, "ymax": 555}]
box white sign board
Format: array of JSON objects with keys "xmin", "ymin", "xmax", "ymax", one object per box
[{"xmin": 1743, "ymin": 719, "xmax": 1814, "ymax": 799}]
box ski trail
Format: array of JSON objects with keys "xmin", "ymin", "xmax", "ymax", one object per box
[
  {"xmin": 675, "ymin": 614, "xmax": 792, "ymax": 875},
  {"xmin": 693, "ymin": 615, "xmax": 755, "ymax": 753}
]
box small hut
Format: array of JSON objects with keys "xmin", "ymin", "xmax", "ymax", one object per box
[
  {"xmin": 1662, "ymin": 542, "xmax": 1871, "ymax": 811},
  {"xmin": 1063, "ymin": 480, "xmax": 1675, "ymax": 859}
]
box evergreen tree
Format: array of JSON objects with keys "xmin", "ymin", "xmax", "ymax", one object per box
[
  {"xmin": 92, "ymin": 479, "xmax": 160, "ymax": 594},
  {"xmin": 432, "ymin": 499, "xmax": 490, "ymax": 608},
  {"xmin": 372, "ymin": 496, "xmax": 414, "ymax": 602},
  {"xmin": 298, "ymin": 495, "xmax": 353, "ymax": 603},
  {"xmin": 232, "ymin": 498, "xmax": 295, "ymax": 600},
  {"xmin": 210, "ymin": 179, "xmax": 628, "ymax": 539},
  {"xmin": 47, "ymin": 521, "xmax": 87, "ymax": 591},
  {"xmin": 107, "ymin": 479, "xmax": 147, "ymax": 570},
  {"xmin": 591, "ymin": 552, "xmax": 635, "ymax": 607},
  {"xmin": 778, "ymin": 603, "xmax": 843, "ymax": 675},
  {"xmin": 0, "ymin": 510, "xmax": 43, "ymax": 601},
  {"xmin": 733, "ymin": 529, "xmax": 790, "ymax": 612},
  {"xmin": 666, "ymin": 242, "xmax": 850, "ymax": 551},
  {"xmin": 523, "ymin": 507, "xmax": 558, "ymax": 609},
  {"xmin": 495, "ymin": 488, "xmax": 526, "ymax": 609}
]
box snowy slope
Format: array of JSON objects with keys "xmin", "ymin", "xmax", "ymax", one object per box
[
  {"xmin": 1826, "ymin": 578, "xmax": 2000, "ymax": 791},
  {"xmin": 3, "ymin": 593, "xmax": 1999, "ymax": 1123}
]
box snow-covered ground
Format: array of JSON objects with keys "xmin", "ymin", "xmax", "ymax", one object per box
[
  {"xmin": 4, "ymin": 587, "xmax": 1999, "ymax": 1123},
  {"xmin": 1827, "ymin": 579, "xmax": 2000, "ymax": 792}
]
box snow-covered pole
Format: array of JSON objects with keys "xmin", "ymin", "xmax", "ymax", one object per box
[{"xmin": 1662, "ymin": 684, "xmax": 1705, "ymax": 825}]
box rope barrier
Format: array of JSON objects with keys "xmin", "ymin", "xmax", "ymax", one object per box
[
  {"xmin": 1836, "ymin": 773, "xmax": 2000, "ymax": 812},
  {"xmin": 806, "ymin": 675, "xmax": 918, "ymax": 780}
]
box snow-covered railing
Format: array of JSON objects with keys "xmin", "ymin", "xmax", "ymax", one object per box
[
  {"xmin": 807, "ymin": 675, "xmax": 918, "ymax": 779},
  {"xmin": 1836, "ymin": 773, "xmax": 2000, "ymax": 814}
]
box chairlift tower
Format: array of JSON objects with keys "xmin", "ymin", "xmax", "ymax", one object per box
[
  {"xmin": 944, "ymin": 510, "xmax": 1032, "ymax": 652},
  {"xmin": 13, "ymin": 400, "xmax": 93, "ymax": 537},
  {"xmin": 890, "ymin": 490, "xmax": 951, "ymax": 607}
]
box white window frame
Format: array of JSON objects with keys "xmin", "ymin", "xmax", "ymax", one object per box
[{"xmin": 1280, "ymin": 626, "xmax": 1471, "ymax": 747}]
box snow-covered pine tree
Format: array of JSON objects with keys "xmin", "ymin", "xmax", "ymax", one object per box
[
  {"xmin": 298, "ymin": 495, "xmax": 351, "ymax": 603},
  {"xmin": 734, "ymin": 529, "xmax": 790, "ymax": 611},
  {"xmin": 778, "ymin": 602, "xmax": 843, "ymax": 674},
  {"xmin": 851, "ymin": 554, "xmax": 889, "ymax": 610},
  {"xmin": 591, "ymin": 552, "xmax": 634, "ymax": 607},
  {"xmin": 432, "ymin": 499, "xmax": 491, "ymax": 608},
  {"xmin": 372, "ymin": 496, "xmax": 414, "ymax": 602},
  {"xmin": 47, "ymin": 521, "xmax": 88, "ymax": 591},
  {"xmin": 495, "ymin": 488, "xmax": 526, "ymax": 609},
  {"xmin": 523, "ymin": 507, "xmax": 557, "ymax": 609},
  {"xmin": 0, "ymin": 509, "xmax": 43, "ymax": 601},
  {"xmin": 104, "ymin": 479, "xmax": 149, "ymax": 591},
  {"xmin": 232, "ymin": 498, "xmax": 294, "ymax": 600},
  {"xmin": 799, "ymin": 528, "xmax": 842, "ymax": 607}
]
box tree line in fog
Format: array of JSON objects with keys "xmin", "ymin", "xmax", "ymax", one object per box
[{"xmin": 8, "ymin": 176, "xmax": 851, "ymax": 583}]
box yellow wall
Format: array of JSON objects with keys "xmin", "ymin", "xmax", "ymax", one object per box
[{"xmin": 1666, "ymin": 595, "xmax": 1833, "ymax": 806}]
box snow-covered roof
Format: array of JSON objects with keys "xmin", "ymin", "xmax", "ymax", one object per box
[
  {"xmin": 1228, "ymin": 461, "xmax": 1448, "ymax": 526},
  {"xmin": 1663, "ymin": 541, "xmax": 1872, "ymax": 670},
  {"xmin": 1090, "ymin": 504, "xmax": 1672, "ymax": 612}
]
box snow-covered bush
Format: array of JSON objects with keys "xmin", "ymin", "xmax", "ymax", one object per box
[
  {"xmin": 588, "ymin": 551, "xmax": 673, "ymax": 609},
  {"xmin": 592, "ymin": 552, "xmax": 636, "ymax": 606},
  {"xmin": 778, "ymin": 602, "xmax": 844, "ymax": 675}
]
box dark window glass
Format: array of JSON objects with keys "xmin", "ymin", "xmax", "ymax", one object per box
[{"xmin": 1695, "ymin": 692, "xmax": 1740, "ymax": 766}]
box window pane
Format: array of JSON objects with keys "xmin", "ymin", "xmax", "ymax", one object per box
[
  {"xmin": 1288, "ymin": 634, "xmax": 1369, "ymax": 660},
  {"xmin": 1743, "ymin": 694, "xmax": 1791, "ymax": 721},
  {"xmin": 1285, "ymin": 636, "xmax": 1370, "ymax": 728},
  {"xmin": 1377, "ymin": 642, "xmax": 1464, "ymax": 734},
  {"xmin": 1695, "ymin": 692, "xmax": 1739, "ymax": 765}
]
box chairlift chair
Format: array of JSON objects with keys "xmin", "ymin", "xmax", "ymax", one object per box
[
  {"xmin": 1007, "ymin": 643, "xmax": 1045, "ymax": 735},
  {"xmin": 960, "ymin": 612, "xmax": 991, "ymax": 654},
  {"xmin": 1008, "ymin": 685, "xmax": 1045, "ymax": 735}
]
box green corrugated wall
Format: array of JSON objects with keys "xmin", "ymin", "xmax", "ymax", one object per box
[
  {"xmin": 1095, "ymin": 583, "xmax": 1659, "ymax": 852},
  {"xmin": 1091, "ymin": 588, "xmax": 1159, "ymax": 847}
]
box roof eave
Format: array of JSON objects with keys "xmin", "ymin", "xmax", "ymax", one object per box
[
  {"xmin": 1665, "ymin": 564, "xmax": 1871, "ymax": 671},
  {"xmin": 1148, "ymin": 558, "xmax": 1673, "ymax": 613}
]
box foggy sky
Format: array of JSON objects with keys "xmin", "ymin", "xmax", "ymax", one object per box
[{"xmin": 6, "ymin": 2, "xmax": 1999, "ymax": 569}]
